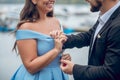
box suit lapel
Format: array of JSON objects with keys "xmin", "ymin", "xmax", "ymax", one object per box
[
  {"xmin": 98, "ymin": 20, "xmax": 112, "ymax": 35},
  {"xmin": 89, "ymin": 21, "xmax": 99, "ymax": 58}
]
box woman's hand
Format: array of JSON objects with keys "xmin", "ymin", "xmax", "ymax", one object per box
[
  {"xmin": 50, "ymin": 30, "xmax": 67, "ymax": 44},
  {"xmin": 53, "ymin": 38, "xmax": 63, "ymax": 53}
]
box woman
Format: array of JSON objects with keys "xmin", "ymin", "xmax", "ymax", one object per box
[{"xmin": 11, "ymin": 0, "xmax": 69, "ymax": 80}]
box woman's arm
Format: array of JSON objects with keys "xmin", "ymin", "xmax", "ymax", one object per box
[{"xmin": 17, "ymin": 37, "xmax": 62, "ymax": 74}]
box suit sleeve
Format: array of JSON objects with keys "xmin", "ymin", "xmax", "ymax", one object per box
[
  {"xmin": 72, "ymin": 25, "xmax": 120, "ymax": 80},
  {"xmin": 63, "ymin": 25, "xmax": 96, "ymax": 49}
]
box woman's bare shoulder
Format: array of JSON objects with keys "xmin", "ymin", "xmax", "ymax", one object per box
[{"xmin": 18, "ymin": 22, "xmax": 34, "ymax": 30}]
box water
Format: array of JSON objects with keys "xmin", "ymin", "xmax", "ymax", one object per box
[
  {"xmin": 0, "ymin": 4, "xmax": 98, "ymax": 32},
  {"xmin": 0, "ymin": 32, "xmax": 89, "ymax": 80},
  {"xmin": 0, "ymin": 32, "xmax": 21, "ymax": 80}
]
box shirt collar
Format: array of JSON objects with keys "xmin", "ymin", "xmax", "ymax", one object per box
[{"xmin": 99, "ymin": 1, "xmax": 120, "ymax": 24}]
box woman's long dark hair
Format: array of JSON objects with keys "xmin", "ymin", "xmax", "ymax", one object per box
[{"xmin": 13, "ymin": 0, "xmax": 54, "ymax": 52}]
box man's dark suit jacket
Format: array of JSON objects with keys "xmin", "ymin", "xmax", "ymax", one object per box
[{"xmin": 63, "ymin": 6, "xmax": 120, "ymax": 80}]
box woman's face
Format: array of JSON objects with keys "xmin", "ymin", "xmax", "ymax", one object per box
[
  {"xmin": 34, "ymin": 0, "xmax": 55, "ymax": 13},
  {"xmin": 86, "ymin": 0, "xmax": 102, "ymax": 12}
]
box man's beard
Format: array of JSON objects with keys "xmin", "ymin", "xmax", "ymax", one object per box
[{"xmin": 91, "ymin": 1, "xmax": 102, "ymax": 12}]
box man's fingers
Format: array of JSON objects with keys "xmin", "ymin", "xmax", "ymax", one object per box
[
  {"xmin": 61, "ymin": 60, "xmax": 68, "ymax": 64},
  {"xmin": 62, "ymin": 54, "xmax": 71, "ymax": 61}
]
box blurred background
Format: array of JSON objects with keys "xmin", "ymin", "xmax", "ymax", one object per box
[{"xmin": 0, "ymin": 0, "xmax": 98, "ymax": 80}]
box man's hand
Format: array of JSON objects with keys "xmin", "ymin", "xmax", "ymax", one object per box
[
  {"xmin": 60, "ymin": 60, "xmax": 74, "ymax": 75},
  {"xmin": 61, "ymin": 54, "xmax": 71, "ymax": 61}
]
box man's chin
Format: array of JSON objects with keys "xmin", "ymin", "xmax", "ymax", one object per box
[
  {"xmin": 91, "ymin": 10, "xmax": 99, "ymax": 12},
  {"xmin": 90, "ymin": 7, "xmax": 100, "ymax": 12}
]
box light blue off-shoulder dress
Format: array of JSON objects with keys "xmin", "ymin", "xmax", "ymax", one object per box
[{"xmin": 11, "ymin": 30, "xmax": 69, "ymax": 80}]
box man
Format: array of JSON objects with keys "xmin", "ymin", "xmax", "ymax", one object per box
[{"xmin": 56, "ymin": 0, "xmax": 120, "ymax": 80}]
